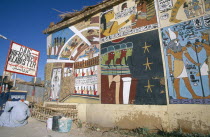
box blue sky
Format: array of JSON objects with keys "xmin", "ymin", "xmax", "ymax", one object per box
[{"xmin": 0, "ymin": 0, "xmax": 102, "ymax": 82}]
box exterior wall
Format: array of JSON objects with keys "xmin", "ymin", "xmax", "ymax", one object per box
[
  {"xmin": 77, "ymin": 103, "xmax": 87, "ymax": 122},
  {"xmin": 83, "ymin": 104, "xmax": 210, "ymax": 134},
  {"xmin": 85, "ymin": 104, "xmax": 168, "ymax": 129},
  {"xmin": 44, "ymin": 0, "xmax": 210, "ymax": 133},
  {"xmin": 167, "ymin": 104, "xmax": 210, "ymax": 134},
  {"xmin": 42, "ymin": 102, "xmax": 210, "ymax": 133}
]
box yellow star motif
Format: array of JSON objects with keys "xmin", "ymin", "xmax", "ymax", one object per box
[
  {"xmin": 144, "ymin": 80, "xmax": 154, "ymax": 93},
  {"xmin": 142, "ymin": 42, "xmax": 151, "ymax": 53},
  {"xmin": 143, "ymin": 57, "xmax": 153, "ymax": 70}
]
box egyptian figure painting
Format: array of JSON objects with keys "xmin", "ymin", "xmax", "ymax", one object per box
[
  {"xmin": 101, "ymin": 29, "xmax": 166, "ymax": 105},
  {"xmin": 161, "ymin": 15, "xmax": 210, "ymax": 104},
  {"xmin": 158, "ymin": 0, "xmax": 205, "ymax": 27},
  {"xmin": 204, "ymin": 0, "xmax": 210, "ymax": 13},
  {"xmin": 100, "ymin": 0, "xmax": 158, "ymax": 43},
  {"xmin": 50, "ymin": 68, "xmax": 62, "ymax": 100}
]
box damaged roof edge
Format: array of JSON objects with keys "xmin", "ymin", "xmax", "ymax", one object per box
[{"xmin": 43, "ymin": 0, "xmax": 125, "ymax": 34}]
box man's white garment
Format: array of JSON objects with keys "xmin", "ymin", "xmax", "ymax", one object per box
[{"xmin": 0, "ymin": 101, "xmax": 30, "ymax": 127}]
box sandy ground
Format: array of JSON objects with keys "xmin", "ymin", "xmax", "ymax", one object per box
[{"xmin": 0, "ymin": 118, "xmax": 125, "ymax": 137}]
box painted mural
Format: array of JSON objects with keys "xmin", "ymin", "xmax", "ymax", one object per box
[
  {"xmin": 101, "ymin": 29, "xmax": 166, "ymax": 105},
  {"xmin": 63, "ymin": 67, "xmax": 72, "ymax": 77},
  {"xmin": 204, "ymin": 0, "xmax": 210, "ymax": 12},
  {"xmin": 47, "ymin": 28, "xmax": 73, "ymax": 59},
  {"xmin": 100, "ymin": 0, "xmax": 158, "ymax": 43},
  {"xmin": 161, "ymin": 15, "xmax": 210, "ymax": 104},
  {"xmin": 47, "ymin": 15, "xmax": 100, "ymax": 62},
  {"xmin": 73, "ymin": 56, "xmax": 100, "ymax": 101},
  {"xmin": 46, "ymin": 14, "xmax": 100, "ymax": 102},
  {"xmin": 63, "ymin": 63, "xmax": 74, "ymax": 78},
  {"xmin": 158, "ymin": 0, "xmax": 206, "ymax": 27}
]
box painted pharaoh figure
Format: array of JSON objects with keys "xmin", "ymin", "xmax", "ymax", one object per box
[
  {"xmin": 166, "ymin": 28, "xmax": 203, "ymax": 99},
  {"xmin": 50, "ymin": 69, "xmax": 61, "ymax": 100},
  {"xmin": 132, "ymin": 0, "xmax": 157, "ymax": 28},
  {"xmin": 204, "ymin": 0, "xmax": 210, "ymax": 11},
  {"xmin": 100, "ymin": 9, "xmax": 134, "ymax": 37},
  {"xmin": 169, "ymin": 0, "xmax": 203, "ymax": 23},
  {"xmin": 162, "ymin": 19, "xmax": 210, "ymax": 101}
]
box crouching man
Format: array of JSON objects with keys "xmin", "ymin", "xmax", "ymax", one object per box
[{"xmin": 0, "ymin": 100, "xmax": 30, "ymax": 127}]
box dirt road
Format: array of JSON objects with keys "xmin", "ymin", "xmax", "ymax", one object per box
[{"xmin": 0, "ymin": 118, "xmax": 123, "ymax": 137}]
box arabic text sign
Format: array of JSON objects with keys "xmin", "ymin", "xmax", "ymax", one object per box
[{"xmin": 5, "ymin": 42, "xmax": 40, "ymax": 77}]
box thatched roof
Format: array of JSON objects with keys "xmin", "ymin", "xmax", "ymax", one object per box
[
  {"xmin": 58, "ymin": 4, "xmax": 99, "ymax": 21},
  {"xmin": 43, "ymin": 0, "xmax": 125, "ymax": 34}
]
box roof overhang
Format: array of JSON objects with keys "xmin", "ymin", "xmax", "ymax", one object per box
[{"xmin": 43, "ymin": 0, "xmax": 125, "ymax": 34}]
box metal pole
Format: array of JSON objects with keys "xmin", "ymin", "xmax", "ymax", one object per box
[
  {"xmin": 194, "ymin": 44, "xmax": 205, "ymax": 97},
  {"xmin": 32, "ymin": 77, "xmax": 36, "ymax": 102},
  {"xmin": 13, "ymin": 73, "xmax": 16, "ymax": 87}
]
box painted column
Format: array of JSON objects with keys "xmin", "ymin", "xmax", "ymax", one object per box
[{"xmin": 122, "ymin": 77, "xmax": 132, "ymax": 104}]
